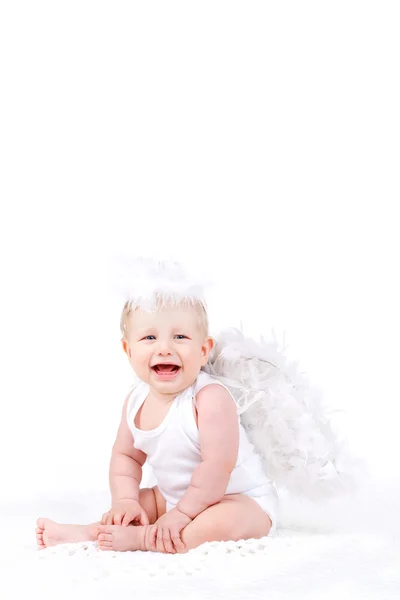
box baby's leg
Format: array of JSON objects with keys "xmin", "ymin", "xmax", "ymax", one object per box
[
  {"xmin": 180, "ymin": 493, "xmax": 272, "ymax": 552},
  {"xmin": 35, "ymin": 520, "xmax": 101, "ymax": 549},
  {"xmin": 97, "ymin": 493, "xmax": 272, "ymax": 553},
  {"xmin": 143, "ymin": 486, "xmax": 167, "ymax": 523},
  {"xmin": 36, "ymin": 487, "xmax": 162, "ymax": 549}
]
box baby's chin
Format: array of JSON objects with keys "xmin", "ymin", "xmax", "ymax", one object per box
[{"xmin": 148, "ymin": 367, "xmax": 199, "ymax": 392}]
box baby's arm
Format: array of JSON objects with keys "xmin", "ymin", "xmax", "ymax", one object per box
[
  {"xmin": 109, "ymin": 394, "xmax": 147, "ymax": 504},
  {"xmin": 177, "ymin": 384, "xmax": 239, "ymax": 519}
]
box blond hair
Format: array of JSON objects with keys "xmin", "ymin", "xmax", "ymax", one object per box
[{"xmin": 120, "ymin": 294, "xmax": 210, "ymax": 340}]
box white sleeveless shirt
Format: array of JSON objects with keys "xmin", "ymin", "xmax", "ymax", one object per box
[{"xmin": 126, "ymin": 371, "xmax": 276, "ymax": 508}]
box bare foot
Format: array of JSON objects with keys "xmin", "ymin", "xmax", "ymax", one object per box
[
  {"xmin": 36, "ymin": 518, "xmax": 100, "ymax": 550},
  {"xmin": 97, "ymin": 524, "xmax": 149, "ymax": 552}
]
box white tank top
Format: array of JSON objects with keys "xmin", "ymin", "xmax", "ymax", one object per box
[{"xmin": 126, "ymin": 371, "xmax": 275, "ymax": 507}]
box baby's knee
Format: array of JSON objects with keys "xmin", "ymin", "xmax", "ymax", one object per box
[
  {"xmin": 221, "ymin": 499, "xmax": 272, "ymax": 541},
  {"xmin": 204, "ymin": 506, "xmax": 251, "ymax": 542}
]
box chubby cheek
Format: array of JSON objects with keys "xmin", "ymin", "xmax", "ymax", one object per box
[
  {"xmin": 184, "ymin": 351, "xmax": 203, "ymax": 371},
  {"xmin": 136, "ymin": 353, "xmax": 152, "ymax": 372},
  {"xmin": 128, "ymin": 347, "xmax": 151, "ymax": 375}
]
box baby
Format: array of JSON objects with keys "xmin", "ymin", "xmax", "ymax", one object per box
[{"xmin": 36, "ymin": 294, "xmax": 278, "ymax": 554}]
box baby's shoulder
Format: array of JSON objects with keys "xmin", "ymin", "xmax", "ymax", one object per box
[
  {"xmin": 125, "ymin": 378, "xmax": 148, "ymax": 417},
  {"xmin": 192, "ymin": 371, "xmax": 221, "ymax": 395},
  {"xmin": 192, "ymin": 371, "xmax": 235, "ymax": 405}
]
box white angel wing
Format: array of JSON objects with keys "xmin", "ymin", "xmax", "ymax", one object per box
[{"xmin": 203, "ymin": 328, "xmax": 364, "ymax": 500}]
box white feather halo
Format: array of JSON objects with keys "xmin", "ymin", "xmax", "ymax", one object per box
[{"xmin": 109, "ymin": 254, "xmax": 213, "ymax": 311}]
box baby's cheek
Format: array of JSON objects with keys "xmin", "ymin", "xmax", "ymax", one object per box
[
  {"xmin": 187, "ymin": 356, "xmax": 202, "ymax": 372},
  {"xmin": 139, "ymin": 359, "xmax": 150, "ymax": 372},
  {"xmin": 131, "ymin": 357, "xmax": 148, "ymax": 375}
]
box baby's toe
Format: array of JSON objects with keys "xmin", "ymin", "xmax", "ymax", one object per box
[
  {"xmin": 36, "ymin": 518, "xmax": 46, "ymax": 529},
  {"xmin": 97, "ymin": 525, "xmax": 111, "ymax": 534},
  {"xmin": 98, "ymin": 541, "xmax": 113, "ymax": 551},
  {"xmin": 98, "ymin": 533, "xmax": 113, "ymax": 542}
]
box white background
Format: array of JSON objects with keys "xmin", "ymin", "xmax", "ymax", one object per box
[{"xmin": 0, "ymin": 1, "xmax": 399, "ymax": 502}]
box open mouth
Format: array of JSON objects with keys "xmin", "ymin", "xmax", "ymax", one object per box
[
  {"xmin": 151, "ymin": 364, "xmax": 181, "ymax": 378},
  {"xmin": 152, "ymin": 364, "xmax": 180, "ymax": 373}
]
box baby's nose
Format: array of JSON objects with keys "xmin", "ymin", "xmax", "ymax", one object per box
[{"xmin": 156, "ymin": 340, "xmax": 173, "ymax": 355}]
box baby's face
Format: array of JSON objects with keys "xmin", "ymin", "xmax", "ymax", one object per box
[{"xmin": 124, "ymin": 305, "xmax": 213, "ymax": 397}]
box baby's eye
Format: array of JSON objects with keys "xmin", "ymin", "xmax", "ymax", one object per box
[
  {"xmin": 174, "ymin": 335, "xmax": 187, "ymax": 340},
  {"xmin": 143, "ymin": 335, "xmax": 156, "ymax": 340}
]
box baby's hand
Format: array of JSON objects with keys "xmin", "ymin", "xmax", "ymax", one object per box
[
  {"xmin": 150, "ymin": 507, "xmax": 192, "ymax": 554},
  {"xmin": 101, "ymin": 499, "xmax": 149, "ymax": 527}
]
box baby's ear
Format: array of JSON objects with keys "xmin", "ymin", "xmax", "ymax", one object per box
[
  {"xmin": 122, "ymin": 339, "xmax": 132, "ymax": 358},
  {"xmin": 201, "ymin": 337, "xmax": 214, "ymax": 364}
]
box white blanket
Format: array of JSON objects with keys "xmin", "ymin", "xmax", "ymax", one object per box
[{"xmin": 2, "ymin": 477, "xmax": 399, "ymax": 600}]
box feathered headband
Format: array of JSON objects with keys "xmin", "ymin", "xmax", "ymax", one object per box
[{"xmin": 110, "ymin": 255, "xmax": 212, "ymax": 312}]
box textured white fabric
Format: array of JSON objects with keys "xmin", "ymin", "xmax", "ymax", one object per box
[
  {"xmin": 127, "ymin": 371, "xmax": 279, "ymax": 530},
  {"xmin": 4, "ymin": 479, "xmax": 400, "ymax": 600}
]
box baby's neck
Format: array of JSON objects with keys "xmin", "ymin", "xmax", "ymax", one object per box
[
  {"xmin": 148, "ymin": 386, "xmax": 179, "ymax": 404},
  {"xmin": 148, "ymin": 376, "xmax": 198, "ymax": 404}
]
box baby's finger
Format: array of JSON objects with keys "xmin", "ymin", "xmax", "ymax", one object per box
[
  {"xmin": 149, "ymin": 526, "xmax": 157, "ymax": 550},
  {"xmin": 163, "ymin": 529, "xmax": 176, "ymax": 554},
  {"xmin": 122, "ymin": 513, "xmax": 133, "ymax": 526},
  {"xmin": 156, "ymin": 527, "xmax": 165, "ymax": 553},
  {"xmin": 113, "ymin": 512, "xmax": 123, "ymax": 526},
  {"xmin": 140, "ymin": 509, "xmax": 149, "ymax": 526},
  {"xmin": 106, "ymin": 512, "xmax": 114, "ymax": 526},
  {"xmin": 171, "ymin": 530, "xmax": 185, "ymax": 552}
]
